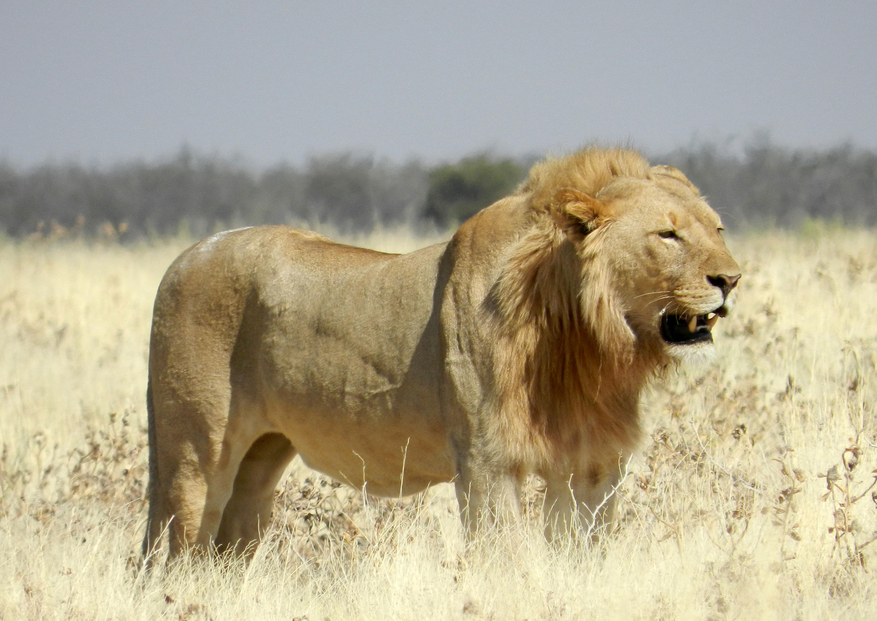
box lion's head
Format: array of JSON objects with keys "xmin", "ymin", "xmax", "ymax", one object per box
[{"xmin": 497, "ymin": 148, "xmax": 740, "ymax": 371}]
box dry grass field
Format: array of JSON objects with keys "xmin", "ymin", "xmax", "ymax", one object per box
[{"xmin": 1, "ymin": 225, "xmax": 875, "ymax": 619}]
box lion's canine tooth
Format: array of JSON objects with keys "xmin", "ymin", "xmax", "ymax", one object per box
[
  {"xmin": 706, "ymin": 313, "xmax": 719, "ymax": 330},
  {"xmin": 688, "ymin": 316, "xmax": 697, "ymax": 333}
]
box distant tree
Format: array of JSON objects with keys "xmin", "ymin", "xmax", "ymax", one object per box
[
  {"xmin": 422, "ymin": 154, "xmax": 525, "ymax": 228},
  {"xmin": 369, "ymin": 159, "xmax": 430, "ymax": 227},
  {"xmin": 0, "ymin": 161, "xmax": 25, "ymax": 234},
  {"xmin": 302, "ymin": 154, "xmax": 428, "ymax": 231},
  {"xmin": 659, "ymin": 137, "xmax": 877, "ymax": 229},
  {"xmin": 252, "ymin": 163, "xmax": 307, "ymax": 226},
  {"xmin": 128, "ymin": 149, "xmax": 257, "ymax": 236}
]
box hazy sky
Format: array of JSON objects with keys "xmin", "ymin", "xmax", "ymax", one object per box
[{"xmin": 2, "ymin": 1, "xmax": 876, "ymax": 168}]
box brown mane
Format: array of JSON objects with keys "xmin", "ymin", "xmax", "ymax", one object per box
[
  {"xmin": 521, "ymin": 147, "xmax": 651, "ymax": 205},
  {"xmin": 521, "ymin": 147, "xmax": 700, "ymax": 204},
  {"xmin": 489, "ymin": 148, "xmax": 670, "ymax": 463}
]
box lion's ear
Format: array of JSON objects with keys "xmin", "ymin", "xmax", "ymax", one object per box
[{"xmin": 551, "ymin": 188, "xmax": 610, "ymax": 242}]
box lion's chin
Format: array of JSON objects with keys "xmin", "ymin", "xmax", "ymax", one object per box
[{"xmin": 666, "ymin": 339, "xmax": 717, "ymax": 366}]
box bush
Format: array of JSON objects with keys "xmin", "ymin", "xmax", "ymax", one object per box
[{"xmin": 421, "ymin": 154, "xmax": 525, "ymax": 227}]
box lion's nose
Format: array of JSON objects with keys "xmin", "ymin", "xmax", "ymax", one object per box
[{"xmin": 707, "ymin": 273, "xmax": 741, "ymax": 298}]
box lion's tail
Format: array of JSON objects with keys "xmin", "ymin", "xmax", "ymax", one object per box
[{"xmin": 141, "ymin": 375, "xmax": 161, "ymax": 566}]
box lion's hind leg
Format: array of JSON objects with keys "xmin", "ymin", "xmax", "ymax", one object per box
[
  {"xmin": 214, "ymin": 433, "xmax": 297, "ymax": 558},
  {"xmin": 143, "ymin": 393, "xmax": 259, "ymax": 563},
  {"xmin": 160, "ymin": 428, "xmax": 251, "ymax": 561},
  {"xmin": 142, "ymin": 378, "xmax": 229, "ymax": 566}
]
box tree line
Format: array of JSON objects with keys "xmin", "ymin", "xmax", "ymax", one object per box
[{"xmin": 2, "ymin": 139, "xmax": 876, "ymax": 240}]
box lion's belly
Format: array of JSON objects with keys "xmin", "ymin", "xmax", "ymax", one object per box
[
  {"xmin": 257, "ymin": 324, "xmax": 456, "ymax": 495},
  {"xmin": 273, "ymin": 407, "xmax": 456, "ymax": 496}
]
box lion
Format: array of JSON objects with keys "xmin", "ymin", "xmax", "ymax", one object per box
[{"xmin": 142, "ymin": 147, "xmax": 740, "ymax": 562}]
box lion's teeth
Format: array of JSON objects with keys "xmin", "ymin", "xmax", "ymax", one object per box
[
  {"xmin": 706, "ymin": 313, "xmax": 719, "ymax": 330},
  {"xmin": 688, "ymin": 316, "xmax": 697, "ymax": 333}
]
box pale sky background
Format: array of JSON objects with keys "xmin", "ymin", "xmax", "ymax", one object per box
[{"xmin": 2, "ymin": 1, "xmax": 876, "ymax": 169}]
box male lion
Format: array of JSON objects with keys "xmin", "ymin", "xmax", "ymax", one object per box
[{"xmin": 143, "ymin": 147, "xmax": 740, "ymax": 561}]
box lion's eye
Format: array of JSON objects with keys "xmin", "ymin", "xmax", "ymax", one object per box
[{"xmin": 658, "ymin": 230, "xmax": 680, "ymax": 240}]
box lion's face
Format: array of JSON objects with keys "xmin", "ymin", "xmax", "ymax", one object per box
[{"xmin": 574, "ymin": 173, "xmax": 741, "ymax": 359}]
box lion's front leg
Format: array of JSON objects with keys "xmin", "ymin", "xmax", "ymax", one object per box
[
  {"xmin": 543, "ymin": 459, "xmax": 627, "ymax": 545},
  {"xmin": 454, "ymin": 460, "xmax": 523, "ymax": 539}
]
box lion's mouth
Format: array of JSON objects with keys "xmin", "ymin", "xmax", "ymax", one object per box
[{"xmin": 661, "ymin": 308, "xmax": 726, "ymax": 345}]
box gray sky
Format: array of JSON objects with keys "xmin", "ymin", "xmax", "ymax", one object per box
[{"xmin": 2, "ymin": 1, "xmax": 876, "ymax": 168}]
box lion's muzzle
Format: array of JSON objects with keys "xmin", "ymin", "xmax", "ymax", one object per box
[{"xmin": 661, "ymin": 271, "xmax": 739, "ymax": 345}]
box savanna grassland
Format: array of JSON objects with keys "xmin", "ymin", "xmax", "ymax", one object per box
[{"xmin": 1, "ymin": 226, "xmax": 875, "ymax": 620}]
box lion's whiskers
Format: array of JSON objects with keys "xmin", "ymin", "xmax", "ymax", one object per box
[{"xmin": 632, "ymin": 290, "xmax": 672, "ymax": 300}]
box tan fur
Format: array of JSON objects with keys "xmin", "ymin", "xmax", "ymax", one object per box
[{"xmin": 143, "ymin": 147, "xmax": 741, "ymax": 561}]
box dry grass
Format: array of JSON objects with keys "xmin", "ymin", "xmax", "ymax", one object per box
[{"xmin": 1, "ymin": 224, "xmax": 876, "ymax": 619}]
